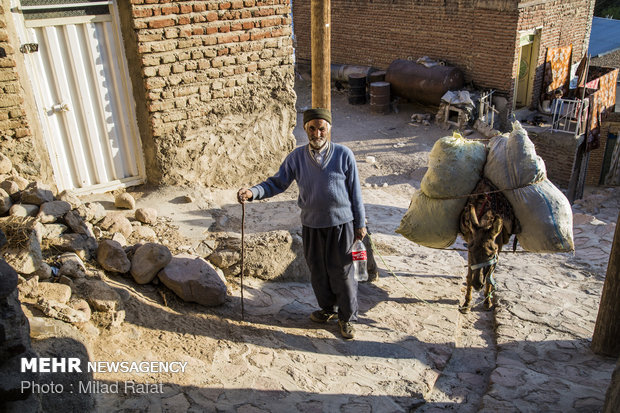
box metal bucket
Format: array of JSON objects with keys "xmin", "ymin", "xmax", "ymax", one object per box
[
  {"xmin": 368, "ymin": 70, "xmax": 386, "ymax": 84},
  {"xmin": 348, "ymin": 73, "xmax": 367, "ymax": 105},
  {"xmin": 370, "ymin": 81, "xmax": 390, "ymax": 114}
]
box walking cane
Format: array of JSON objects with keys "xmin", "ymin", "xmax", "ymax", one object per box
[{"xmin": 240, "ymin": 201, "xmax": 245, "ymax": 321}]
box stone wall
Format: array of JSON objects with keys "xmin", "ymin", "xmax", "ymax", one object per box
[
  {"xmin": 529, "ymin": 129, "xmax": 581, "ymax": 189},
  {"xmin": 293, "ymin": 0, "xmax": 594, "ymax": 107},
  {"xmin": 119, "ymin": 0, "xmax": 296, "ymax": 188}
]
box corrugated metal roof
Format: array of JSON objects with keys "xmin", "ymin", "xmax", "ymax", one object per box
[{"xmin": 589, "ymin": 16, "xmax": 620, "ymax": 57}]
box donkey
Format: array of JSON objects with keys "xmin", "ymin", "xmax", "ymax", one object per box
[{"xmin": 459, "ymin": 178, "xmax": 519, "ymax": 313}]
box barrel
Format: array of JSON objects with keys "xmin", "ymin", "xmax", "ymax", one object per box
[
  {"xmin": 348, "ymin": 73, "xmax": 367, "ymax": 105},
  {"xmin": 368, "ymin": 70, "xmax": 386, "ymax": 84},
  {"xmin": 385, "ymin": 59, "xmax": 464, "ymax": 106},
  {"xmin": 370, "ymin": 81, "xmax": 390, "ymax": 114}
]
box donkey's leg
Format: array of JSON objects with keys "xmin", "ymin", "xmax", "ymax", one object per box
[
  {"xmin": 459, "ymin": 270, "xmax": 473, "ymax": 313},
  {"xmin": 483, "ymin": 282, "xmax": 494, "ymax": 310}
]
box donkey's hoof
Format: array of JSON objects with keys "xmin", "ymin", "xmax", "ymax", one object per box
[
  {"xmin": 483, "ymin": 300, "xmax": 494, "ymax": 311},
  {"xmin": 458, "ymin": 305, "xmax": 471, "ymax": 314}
]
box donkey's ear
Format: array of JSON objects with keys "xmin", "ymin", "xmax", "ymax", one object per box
[{"xmin": 491, "ymin": 216, "xmax": 503, "ymax": 239}]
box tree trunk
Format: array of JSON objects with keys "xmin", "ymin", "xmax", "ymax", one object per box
[
  {"xmin": 592, "ymin": 210, "xmax": 620, "ymax": 356},
  {"xmin": 311, "ymin": 0, "xmax": 330, "ymax": 111}
]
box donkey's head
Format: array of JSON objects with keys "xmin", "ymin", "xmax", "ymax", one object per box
[{"xmin": 463, "ymin": 204, "xmax": 504, "ymax": 290}]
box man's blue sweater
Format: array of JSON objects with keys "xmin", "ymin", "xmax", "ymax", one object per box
[{"xmin": 250, "ymin": 143, "xmax": 366, "ymax": 229}]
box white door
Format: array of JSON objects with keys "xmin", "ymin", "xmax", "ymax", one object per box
[{"xmin": 15, "ymin": 0, "xmax": 144, "ymax": 194}]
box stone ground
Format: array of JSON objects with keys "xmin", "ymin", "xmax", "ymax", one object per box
[{"xmin": 73, "ymin": 79, "xmax": 618, "ymax": 412}]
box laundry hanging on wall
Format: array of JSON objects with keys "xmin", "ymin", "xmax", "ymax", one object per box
[{"xmin": 541, "ymin": 45, "xmax": 573, "ymax": 102}]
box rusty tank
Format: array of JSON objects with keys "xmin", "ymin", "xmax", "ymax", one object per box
[{"xmin": 385, "ymin": 59, "xmax": 464, "ymax": 106}]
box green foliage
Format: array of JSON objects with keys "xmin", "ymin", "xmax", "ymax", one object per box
[
  {"xmin": 598, "ymin": 6, "xmax": 620, "ymax": 19},
  {"xmin": 595, "ymin": 0, "xmax": 620, "ymax": 18}
]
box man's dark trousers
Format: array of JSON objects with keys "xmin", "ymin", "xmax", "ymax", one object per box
[{"xmin": 302, "ymin": 221, "xmax": 358, "ymax": 322}]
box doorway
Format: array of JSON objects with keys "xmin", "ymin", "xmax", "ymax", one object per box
[{"xmin": 515, "ymin": 30, "xmax": 541, "ymax": 109}]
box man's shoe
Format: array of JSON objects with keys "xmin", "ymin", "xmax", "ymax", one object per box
[
  {"xmin": 310, "ymin": 310, "xmax": 337, "ymax": 323},
  {"xmin": 339, "ymin": 321, "xmax": 355, "ymax": 340}
]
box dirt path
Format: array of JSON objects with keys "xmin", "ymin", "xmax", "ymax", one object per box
[{"xmin": 81, "ymin": 79, "xmax": 617, "ymax": 412}]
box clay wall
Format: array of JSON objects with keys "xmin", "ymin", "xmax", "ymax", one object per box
[{"xmin": 120, "ymin": 0, "xmax": 296, "ymax": 187}]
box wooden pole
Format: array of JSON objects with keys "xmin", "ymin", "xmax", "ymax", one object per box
[
  {"xmin": 592, "ymin": 210, "xmax": 620, "ymax": 356},
  {"xmin": 311, "ymin": 0, "xmax": 330, "ymax": 110}
]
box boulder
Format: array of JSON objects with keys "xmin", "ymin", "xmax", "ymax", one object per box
[
  {"xmin": 96, "ymin": 239, "xmax": 130, "ymax": 273},
  {"xmin": 0, "ymin": 188, "xmax": 12, "ymax": 215},
  {"xmin": 35, "ymin": 298, "xmax": 90, "ymax": 324},
  {"xmin": 158, "ymin": 254, "xmax": 227, "ymax": 306},
  {"xmin": 42, "ymin": 223, "xmax": 68, "ymax": 239},
  {"xmin": 37, "ymin": 282, "xmax": 72, "ymax": 303},
  {"xmin": 0, "ymin": 259, "xmax": 18, "ymax": 299},
  {"xmin": 135, "ymin": 207, "xmax": 157, "ymax": 224},
  {"xmin": 134, "ymin": 225, "xmax": 157, "ymax": 241},
  {"xmin": 46, "ymin": 233, "xmax": 95, "ymax": 261},
  {"xmin": 0, "ymin": 179, "xmax": 20, "ymax": 200},
  {"xmin": 37, "ymin": 200, "xmax": 72, "ymax": 223},
  {"xmin": 114, "ymin": 193, "xmax": 136, "ymax": 209},
  {"xmin": 9, "ymin": 203, "xmax": 38, "ymax": 217},
  {"xmin": 20, "ymin": 182, "xmax": 54, "ymax": 205},
  {"xmin": 58, "ymin": 252, "xmax": 86, "ymax": 279},
  {"xmin": 111, "ymin": 232, "xmax": 127, "ymax": 246},
  {"xmin": 57, "ymin": 189, "xmax": 82, "ymax": 209},
  {"xmin": 99, "ymin": 212, "xmax": 133, "ymax": 239},
  {"xmin": 0, "ymin": 152, "xmax": 12, "ymax": 174},
  {"xmin": 73, "ymin": 278, "xmax": 121, "ymax": 312},
  {"xmin": 77, "ymin": 202, "xmax": 106, "ymax": 224},
  {"xmin": 130, "ymin": 243, "xmax": 172, "ymax": 284}
]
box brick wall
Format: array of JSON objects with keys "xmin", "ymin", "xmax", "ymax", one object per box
[
  {"xmin": 0, "ymin": 2, "xmax": 49, "ymax": 182},
  {"xmin": 121, "ymin": 0, "xmax": 296, "ymax": 187},
  {"xmin": 293, "ymin": 0, "xmax": 594, "ymax": 109},
  {"xmin": 529, "ymin": 129, "xmax": 581, "ymax": 189},
  {"xmin": 586, "ymin": 113, "xmax": 620, "ymax": 185}
]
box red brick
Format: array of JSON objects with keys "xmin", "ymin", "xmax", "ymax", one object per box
[{"xmin": 149, "ymin": 18, "xmax": 175, "ymax": 29}]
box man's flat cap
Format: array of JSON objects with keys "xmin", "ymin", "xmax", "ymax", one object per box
[{"xmin": 303, "ymin": 108, "xmax": 332, "ymax": 125}]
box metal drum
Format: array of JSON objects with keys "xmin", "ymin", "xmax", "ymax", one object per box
[
  {"xmin": 385, "ymin": 59, "xmax": 464, "ymax": 106},
  {"xmin": 348, "ymin": 73, "xmax": 367, "ymax": 105},
  {"xmin": 368, "ymin": 70, "xmax": 386, "ymax": 84},
  {"xmin": 370, "ymin": 81, "xmax": 390, "ymax": 114}
]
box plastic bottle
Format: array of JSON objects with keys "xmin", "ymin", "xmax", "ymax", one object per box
[{"xmin": 351, "ymin": 239, "xmax": 368, "ymax": 282}]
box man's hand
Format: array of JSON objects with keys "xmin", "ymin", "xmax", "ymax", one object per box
[
  {"xmin": 355, "ymin": 227, "xmax": 367, "ymax": 241},
  {"xmin": 237, "ymin": 188, "xmax": 253, "ymax": 204}
]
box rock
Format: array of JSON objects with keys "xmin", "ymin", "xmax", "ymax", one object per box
[
  {"xmin": 134, "ymin": 225, "xmax": 157, "ymax": 241},
  {"xmin": 111, "ymin": 232, "xmax": 127, "ymax": 246},
  {"xmin": 9, "ymin": 203, "xmax": 38, "ymax": 217},
  {"xmin": 28, "ymin": 316, "xmax": 77, "ymax": 339},
  {"xmin": 158, "ymin": 253, "xmax": 227, "ymax": 306},
  {"xmin": 36, "ymin": 282, "xmax": 72, "ymax": 303},
  {"xmin": 135, "ymin": 207, "xmax": 158, "ymax": 224},
  {"xmin": 0, "ymin": 179, "xmax": 20, "ymax": 199},
  {"xmin": 162, "ymin": 394, "xmax": 191, "ymax": 412},
  {"xmin": 35, "ymin": 298, "xmax": 90, "ymax": 323},
  {"xmin": 17, "ymin": 275, "xmax": 39, "ymax": 299},
  {"xmin": 42, "ymin": 223, "xmax": 68, "ymax": 239},
  {"xmin": 99, "ymin": 212, "xmax": 133, "ymax": 239},
  {"xmin": 0, "ymin": 228, "xmax": 6, "ymax": 248},
  {"xmin": 6, "ymin": 175, "xmax": 29, "ymax": 191},
  {"xmin": 0, "ymin": 152, "xmax": 12, "ymax": 174},
  {"xmin": 20, "ymin": 182, "xmax": 54, "ymax": 205},
  {"xmin": 114, "ymin": 193, "xmax": 136, "ymax": 209},
  {"xmin": 34, "ymin": 262, "xmax": 52, "ymax": 280},
  {"xmin": 64, "ymin": 210, "xmax": 90, "ymax": 235},
  {"xmin": 77, "ymin": 202, "xmax": 106, "ymax": 224},
  {"xmin": 130, "ymin": 243, "xmax": 172, "ymax": 284},
  {"xmin": 0, "ymin": 218, "xmax": 44, "ymax": 275},
  {"xmin": 58, "ymin": 254, "xmax": 86, "ymax": 279},
  {"xmin": 46, "ymin": 233, "xmax": 95, "ymax": 261},
  {"xmin": 68, "ymin": 298, "xmax": 92, "ymax": 321},
  {"xmin": 124, "ymin": 243, "xmax": 142, "ymax": 261},
  {"xmin": 97, "ymin": 239, "xmax": 130, "ymax": 273},
  {"xmin": 37, "ymin": 200, "xmax": 72, "ymax": 223},
  {"xmin": 0, "ymin": 259, "xmax": 18, "ymax": 299},
  {"xmin": 0, "ymin": 187, "xmax": 12, "ymax": 214},
  {"xmin": 57, "ymin": 189, "xmax": 82, "ymax": 209},
  {"xmin": 73, "ymin": 278, "xmax": 121, "ymax": 312}
]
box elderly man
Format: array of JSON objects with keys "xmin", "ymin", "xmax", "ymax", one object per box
[{"xmin": 238, "ymin": 108, "xmax": 367, "ymax": 340}]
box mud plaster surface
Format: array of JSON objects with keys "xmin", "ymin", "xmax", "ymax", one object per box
[{"xmin": 71, "ymin": 79, "xmax": 618, "ymax": 412}]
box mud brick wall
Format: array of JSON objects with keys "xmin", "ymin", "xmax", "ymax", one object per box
[
  {"xmin": 529, "ymin": 130, "xmax": 581, "ymax": 189},
  {"xmin": 293, "ymin": 0, "xmax": 594, "ymax": 108},
  {"xmin": 0, "ymin": 2, "xmax": 50, "ymax": 183},
  {"xmin": 119, "ymin": 0, "xmax": 296, "ymax": 187},
  {"xmin": 586, "ymin": 113, "xmax": 620, "ymax": 185}
]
